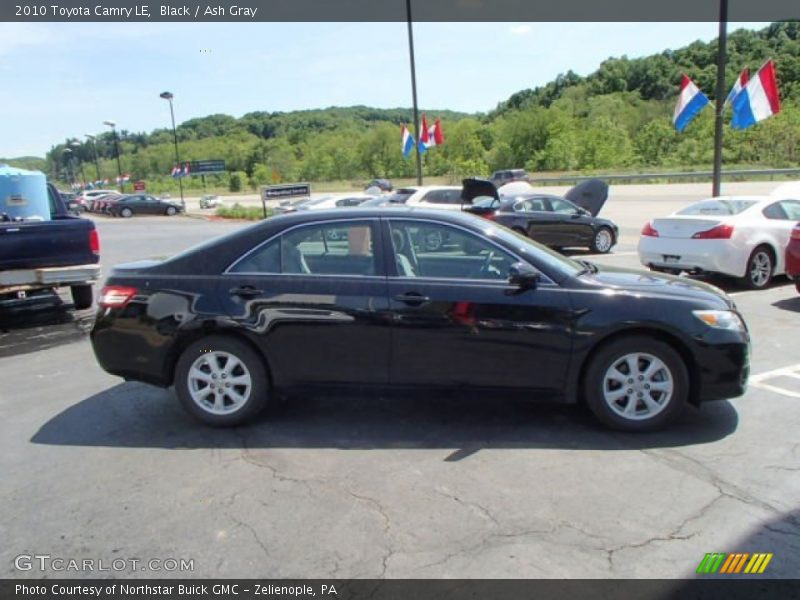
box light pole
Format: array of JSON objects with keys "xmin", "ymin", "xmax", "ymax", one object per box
[
  {"xmin": 160, "ymin": 91, "xmax": 185, "ymax": 210},
  {"xmin": 69, "ymin": 140, "xmax": 86, "ymax": 188},
  {"xmin": 103, "ymin": 120, "xmax": 124, "ymax": 192},
  {"xmin": 84, "ymin": 133, "xmax": 101, "ymax": 182},
  {"xmin": 62, "ymin": 147, "xmax": 75, "ymax": 187}
]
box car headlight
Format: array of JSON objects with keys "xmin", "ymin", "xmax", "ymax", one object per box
[{"xmin": 693, "ymin": 310, "xmax": 746, "ymax": 332}]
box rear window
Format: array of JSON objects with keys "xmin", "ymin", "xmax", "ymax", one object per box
[{"xmin": 677, "ymin": 199, "xmax": 757, "ymax": 216}]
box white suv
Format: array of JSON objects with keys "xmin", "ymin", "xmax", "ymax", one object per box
[{"xmin": 402, "ymin": 186, "xmax": 465, "ymax": 211}]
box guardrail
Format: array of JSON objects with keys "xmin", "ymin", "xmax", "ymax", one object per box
[{"xmin": 533, "ymin": 168, "xmax": 800, "ymax": 185}]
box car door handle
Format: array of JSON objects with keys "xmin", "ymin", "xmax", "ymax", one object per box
[
  {"xmin": 230, "ymin": 286, "xmax": 263, "ymax": 298},
  {"xmin": 393, "ymin": 292, "xmax": 430, "ymax": 306}
]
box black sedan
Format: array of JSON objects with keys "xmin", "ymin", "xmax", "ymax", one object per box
[
  {"xmin": 463, "ymin": 179, "xmax": 619, "ymax": 254},
  {"xmin": 91, "ymin": 208, "xmax": 749, "ymax": 432},
  {"xmin": 108, "ymin": 194, "xmax": 183, "ymax": 218}
]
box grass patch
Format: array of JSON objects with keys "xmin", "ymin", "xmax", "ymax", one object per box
[{"xmin": 215, "ymin": 203, "xmax": 272, "ymax": 220}]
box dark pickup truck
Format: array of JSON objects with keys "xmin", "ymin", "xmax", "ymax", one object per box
[{"xmin": 0, "ymin": 183, "xmax": 100, "ymax": 310}]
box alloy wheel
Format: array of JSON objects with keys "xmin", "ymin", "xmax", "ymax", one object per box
[
  {"xmin": 601, "ymin": 352, "xmax": 674, "ymax": 421},
  {"xmin": 187, "ymin": 351, "xmax": 253, "ymax": 415}
]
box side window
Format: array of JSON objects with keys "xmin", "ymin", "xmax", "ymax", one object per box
[
  {"xmin": 283, "ymin": 221, "xmax": 376, "ymax": 275},
  {"xmin": 230, "ymin": 221, "xmax": 377, "ymax": 275},
  {"xmin": 421, "ymin": 190, "xmax": 453, "ymax": 205},
  {"xmin": 779, "ymin": 200, "xmax": 800, "ymax": 221},
  {"xmin": 389, "ymin": 221, "xmax": 515, "ymax": 281},
  {"xmin": 763, "ymin": 202, "xmax": 788, "ymax": 220},
  {"xmin": 549, "ymin": 198, "xmax": 576, "ymax": 214},
  {"xmin": 230, "ymin": 237, "xmax": 281, "ymax": 274}
]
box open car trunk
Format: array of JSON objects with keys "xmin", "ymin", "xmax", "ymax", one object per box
[{"xmin": 564, "ymin": 179, "xmax": 609, "ymax": 216}]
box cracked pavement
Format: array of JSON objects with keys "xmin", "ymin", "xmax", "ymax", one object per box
[{"xmin": 2, "ymin": 184, "xmax": 799, "ymax": 579}]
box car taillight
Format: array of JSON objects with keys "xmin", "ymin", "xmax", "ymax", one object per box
[
  {"xmin": 89, "ymin": 229, "xmax": 100, "ymax": 255},
  {"xmin": 641, "ymin": 222, "xmax": 659, "ymax": 237},
  {"xmin": 792, "ymin": 226, "xmax": 800, "ymax": 241},
  {"xmin": 692, "ymin": 224, "xmax": 733, "ymax": 239},
  {"xmin": 483, "ymin": 212, "xmax": 496, "ymax": 221},
  {"xmin": 98, "ymin": 286, "xmax": 137, "ymax": 308}
]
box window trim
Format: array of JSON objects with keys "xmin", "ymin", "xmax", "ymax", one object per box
[
  {"xmin": 382, "ymin": 217, "xmax": 556, "ymax": 286},
  {"xmin": 223, "ymin": 217, "xmax": 385, "ymax": 278}
]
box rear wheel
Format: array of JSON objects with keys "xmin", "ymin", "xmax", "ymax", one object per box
[
  {"xmin": 741, "ymin": 246, "xmax": 773, "ymax": 290},
  {"xmin": 590, "ymin": 227, "xmax": 614, "ymax": 254},
  {"xmin": 175, "ymin": 336, "xmax": 269, "ymax": 427},
  {"xmin": 584, "ymin": 336, "xmax": 688, "ymax": 432},
  {"xmin": 70, "ymin": 284, "xmax": 93, "ymax": 310},
  {"xmin": 119, "ymin": 207, "xmax": 133, "ymax": 218}
]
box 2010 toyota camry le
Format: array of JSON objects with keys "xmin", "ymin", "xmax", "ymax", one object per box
[{"xmin": 90, "ymin": 208, "xmax": 750, "ymax": 432}]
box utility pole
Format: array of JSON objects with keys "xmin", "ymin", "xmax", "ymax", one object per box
[
  {"xmin": 712, "ymin": 0, "xmax": 728, "ymax": 197},
  {"xmin": 406, "ymin": 0, "xmax": 423, "ymax": 185}
]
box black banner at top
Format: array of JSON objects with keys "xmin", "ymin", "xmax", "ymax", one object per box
[{"xmin": 2, "ymin": 0, "xmax": 799, "ymax": 22}]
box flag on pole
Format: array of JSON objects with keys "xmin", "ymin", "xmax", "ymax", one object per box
[
  {"xmin": 401, "ymin": 125, "xmax": 414, "ymax": 158},
  {"xmin": 725, "ymin": 68, "xmax": 749, "ymax": 105},
  {"xmin": 731, "ymin": 60, "xmax": 781, "ymax": 130},
  {"xmin": 673, "ymin": 74, "xmax": 710, "ymax": 132},
  {"xmin": 429, "ymin": 118, "xmax": 444, "ymax": 147},
  {"xmin": 418, "ymin": 115, "xmax": 429, "ymax": 153}
]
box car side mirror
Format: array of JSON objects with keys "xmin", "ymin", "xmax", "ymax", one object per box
[{"xmin": 508, "ymin": 262, "xmax": 540, "ymax": 290}]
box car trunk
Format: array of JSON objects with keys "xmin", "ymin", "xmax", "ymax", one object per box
[{"xmin": 650, "ymin": 217, "xmax": 725, "ymax": 239}]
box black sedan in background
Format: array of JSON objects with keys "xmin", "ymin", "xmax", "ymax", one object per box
[
  {"xmin": 108, "ymin": 194, "xmax": 184, "ymax": 218},
  {"xmin": 464, "ymin": 179, "xmax": 619, "ymax": 254},
  {"xmin": 91, "ymin": 208, "xmax": 749, "ymax": 432}
]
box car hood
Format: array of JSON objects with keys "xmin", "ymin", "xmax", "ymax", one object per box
[
  {"xmin": 581, "ymin": 264, "xmax": 733, "ymax": 308},
  {"xmin": 564, "ymin": 179, "xmax": 609, "ymax": 217}
]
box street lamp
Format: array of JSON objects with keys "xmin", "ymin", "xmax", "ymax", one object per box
[
  {"xmin": 69, "ymin": 140, "xmax": 86, "ymax": 188},
  {"xmin": 159, "ymin": 91, "xmax": 185, "ymax": 210},
  {"xmin": 84, "ymin": 133, "xmax": 101, "ymax": 182},
  {"xmin": 62, "ymin": 147, "xmax": 75, "ymax": 186},
  {"xmin": 103, "ymin": 120, "xmax": 124, "ymax": 192}
]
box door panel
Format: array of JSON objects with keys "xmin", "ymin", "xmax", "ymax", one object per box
[
  {"xmin": 385, "ymin": 219, "xmax": 574, "ymax": 392},
  {"xmin": 220, "ymin": 219, "xmax": 391, "ymax": 387}
]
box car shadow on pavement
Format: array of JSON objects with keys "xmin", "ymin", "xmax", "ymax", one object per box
[
  {"xmin": 0, "ymin": 301, "xmax": 94, "ymax": 359},
  {"xmin": 31, "ymin": 381, "xmax": 739, "ymax": 453},
  {"xmin": 772, "ymin": 297, "xmax": 800, "ymax": 313}
]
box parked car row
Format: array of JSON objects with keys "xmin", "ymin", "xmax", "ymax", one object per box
[{"xmin": 78, "ymin": 191, "xmax": 184, "ymax": 217}]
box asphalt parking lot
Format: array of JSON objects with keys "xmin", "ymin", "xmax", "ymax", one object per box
[{"xmin": 2, "ymin": 182, "xmax": 799, "ymax": 579}]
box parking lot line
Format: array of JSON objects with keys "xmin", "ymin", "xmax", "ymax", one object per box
[{"xmin": 749, "ymin": 363, "xmax": 800, "ymax": 398}]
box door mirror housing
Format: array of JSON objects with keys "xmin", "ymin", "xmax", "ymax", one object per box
[{"xmin": 508, "ymin": 262, "xmax": 541, "ymax": 290}]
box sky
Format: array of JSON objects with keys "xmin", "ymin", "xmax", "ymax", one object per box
[{"xmin": 0, "ymin": 21, "xmax": 770, "ymax": 158}]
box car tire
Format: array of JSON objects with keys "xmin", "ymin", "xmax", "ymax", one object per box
[
  {"xmin": 70, "ymin": 284, "xmax": 93, "ymax": 310},
  {"xmin": 120, "ymin": 207, "xmax": 133, "ymax": 218},
  {"xmin": 583, "ymin": 335, "xmax": 689, "ymax": 432},
  {"xmin": 174, "ymin": 336, "xmax": 269, "ymax": 427},
  {"xmin": 741, "ymin": 246, "xmax": 773, "ymax": 290},
  {"xmin": 165, "ymin": 206, "xmax": 177, "ymax": 216},
  {"xmin": 590, "ymin": 227, "xmax": 614, "ymax": 254},
  {"xmin": 796, "ymin": 281, "xmax": 800, "ymax": 295}
]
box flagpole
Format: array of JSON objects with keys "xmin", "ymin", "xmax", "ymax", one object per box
[
  {"xmin": 712, "ymin": 0, "xmax": 728, "ymax": 197},
  {"xmin": 406, "ymin": 0, "xmax": 423, "ymax": 185}
]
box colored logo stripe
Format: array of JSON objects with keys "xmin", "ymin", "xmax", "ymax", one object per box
[{"xmin": 697, "ymin": 552, "xmax": 773, "ymax": 574}]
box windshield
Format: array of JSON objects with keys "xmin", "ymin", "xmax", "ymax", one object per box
[{"xmin": 677, "ymin": 199, "xmax": 757, "ymax": 216}]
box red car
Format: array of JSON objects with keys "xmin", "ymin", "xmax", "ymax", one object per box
[{"xmin": 786, "ymin": 222, "xmax": 800, "ymax": 293}]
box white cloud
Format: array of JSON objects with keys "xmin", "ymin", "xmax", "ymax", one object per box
[{"xmin": 509, "ymin": 25, "xmax": 533, "ymax": 36}]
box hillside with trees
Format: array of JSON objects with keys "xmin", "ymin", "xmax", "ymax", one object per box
[{"xmin": 39, "ymin": 21, "xmax": 800, "ymax": 192}]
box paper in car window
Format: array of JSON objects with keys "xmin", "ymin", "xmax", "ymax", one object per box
[{"xmin": 6, "ymin": 194, "xmax": 27, "ymax": 206}]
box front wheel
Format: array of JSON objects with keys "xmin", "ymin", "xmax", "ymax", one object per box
[
  {"xmin": 583, "ymin": 336, "xmax": 689, "ymax": 432},
  {"xmin": 741, "ymin": 246, "xmax": 773, "ymax": 290},
  {"xmin": 590, "ymin": 227, "xmax": 614, "ymax": 254},
  {"xmin": 165, "ymin": 206, "xmax": 177, "ymax": 216},
  {"xmin": 119, "ymin": 207, "xmax": 133, "ymax": 218},
  {"xmin": 174, "ymin": 336, "xmax": 269, "ymax": 427}
]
